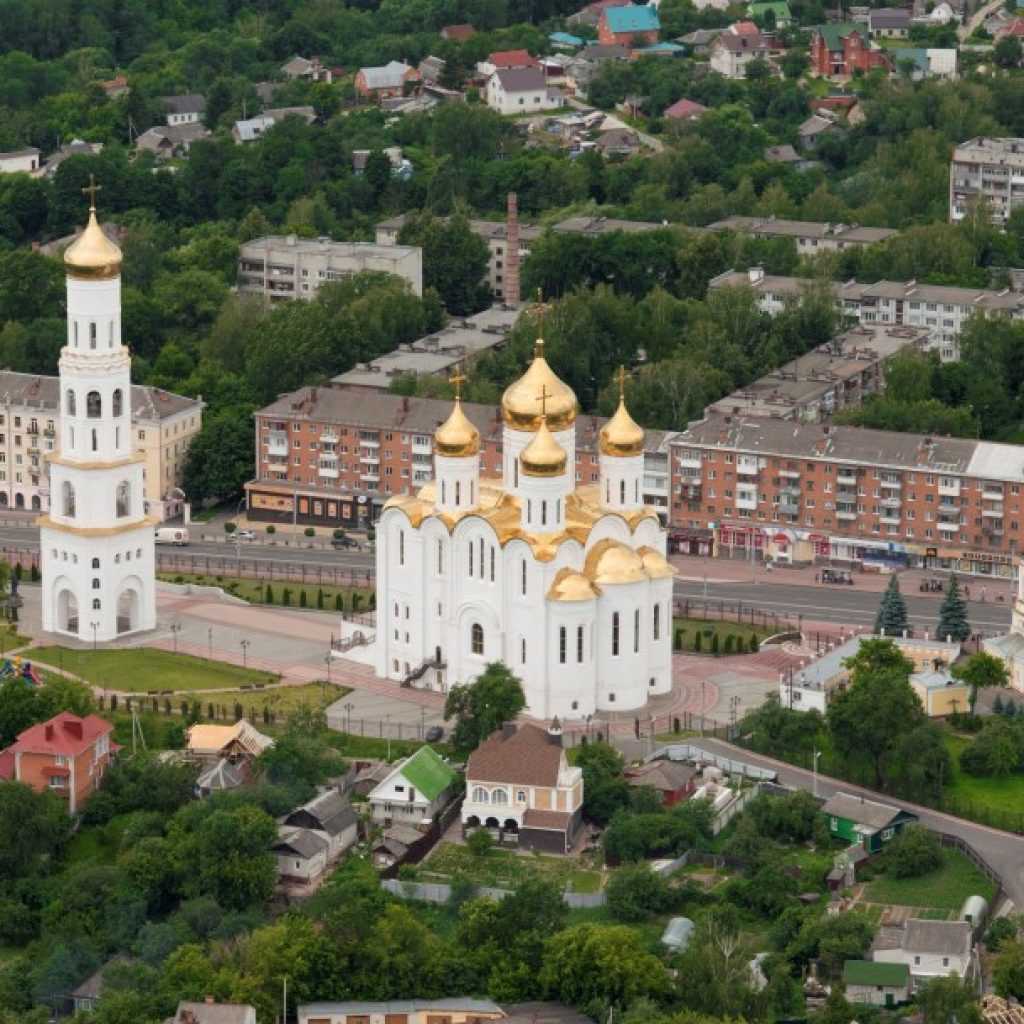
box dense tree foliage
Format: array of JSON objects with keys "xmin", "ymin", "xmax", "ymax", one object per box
[{"xmin": 442, "ymin": 661, "xmax": 527, "ymax": 750}]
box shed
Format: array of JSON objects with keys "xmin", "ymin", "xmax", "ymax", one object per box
[
  {"xmin": 661, "ymin": 916, "xmax": 695, "ymax": 952},
  {"xmin": 960, "ymin": 894, "xmax": 988, "ymax": 930},
  {"xmin": 843, "ymin": 960, "xmax": 911, "ymax": 1007}
]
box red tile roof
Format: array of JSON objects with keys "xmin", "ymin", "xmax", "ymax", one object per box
[
  {"xmin": 730, "ymin": 20, "xmax": 761, "ymax": 34},
  {"xmin": 664, "ymin": 98, "xmax": 707, "ymax": 119},
  {"xmin": 7, "ymin": 713, "xmax": 112, "ymax": 757},
  {"xmin": 488, "ymin": 49, "xmax": 540, "ymax": 69},
  {"xmin": 467, "ymin": 724, "xmax": 564, "ymax": 787},
  {"xmin": 442, "ymin": 23, "xmax": 476, "ymax": 41}
]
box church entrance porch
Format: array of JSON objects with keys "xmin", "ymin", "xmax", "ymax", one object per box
[
  {"xmin": 55, "ymin": 584, "xmax": 79, "ymax": 635},
  {"xmin": 116, "ymin": 583, "xmax": 142, "ymax": 635}
]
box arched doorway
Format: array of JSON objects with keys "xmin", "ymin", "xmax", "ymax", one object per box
[
  {"xmin": 30, "ymin": 495, "xmax": 40, "ymax": 511},
  {"xmin": 14, "ymin": 493, "xmax": 23, "ymax": 509},
  {"xmin": 0, "ymin": 493, "xmax": 8, "ymax": 506},
  {"xmin": 484, "ymin": 816, "xmax": 500, "ymax": 829},
  {"xmin": 465, "ymin": 815, "xmax": 481, "ymax": 828},
  {"xmin": 56, "ymin": 587, "xmax": 78, "ymax": 634},
  {"xmin": 503, "ymin": 818, "xmax": 519, "ymax": 832},
  {"xmin": 117, "ymin": 583, "xmax": 142, "ymax": 634}
]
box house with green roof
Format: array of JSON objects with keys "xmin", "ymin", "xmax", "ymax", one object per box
[
  {"xmin": 749, "ymin": 1, "xmax": 793, "ymax": 27},
  {"xmin": 367, "ymin": 745, "xmax": 456, "ymax": 826},
  {"xmin": 843, "ymin": 961, "xmax": 911, "ymax": 1006}
]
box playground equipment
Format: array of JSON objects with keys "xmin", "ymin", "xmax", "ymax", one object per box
[{"xmin": 0, "ymin": 656, "xmax": 42, "ymax": 686}]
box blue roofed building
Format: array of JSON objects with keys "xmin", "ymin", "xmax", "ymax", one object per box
[{"xmin": 599, "ymin": 4, "xmax": 660, "ymax": 45}]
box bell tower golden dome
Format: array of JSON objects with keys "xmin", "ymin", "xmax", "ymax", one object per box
[
  {"xmin": 64, "ymin": 175, "xmax": 122, "ymax": 281},
  {"xmin": 501, "ymin": 294, "xmax": 577, "ymax": 431},
  {"xmin": 520, "ymin": 414, "xmax": 567, "ymax": 477},
  {"xmin": 600, "ymin": 366, "xmax": 645, "ymax": 457},
  {"xmin": 434, "ymin": 367, "xmax": 480, "ymax": 458}
]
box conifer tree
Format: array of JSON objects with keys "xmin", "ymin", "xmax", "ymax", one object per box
[
  {"xmin": 874, "ymin": 575, "xmax": 909, "ymax": 635},
  {"xmin": 937, "ymin": 574, "xmax": 971, "ymax": 643}
]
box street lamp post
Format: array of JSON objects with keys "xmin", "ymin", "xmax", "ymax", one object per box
[
  {"xmin": 240, "ymin": 638, "xmax": 250, "ymax": 668},
  {"xmin": 207, "ymin": 626, "xmax": 213, "ymax": 659},
  {"xmin": 344, "ymin": 700, "xmax": 355, "ymax": 734},
  {"xmin": 90, "ymin": 621, "xmax": 99, "ymax": 652},
  {"xmin": 586, "ymin": 713, "xmax": 593, "ymax": 743},
  {"xmin": 170, "ymin": 622, "xmax": 181, "ymax": 655},
  {"xmin": 420, "ymin": 706, "xmax": 426, "ymax": 740},
  {"xmin": 384, "ymin": 713, "xmax": 392, "ymax": 761},
  {"xmin": 813, "ymin": 748, "xmax": 822, "ymax": 799}
]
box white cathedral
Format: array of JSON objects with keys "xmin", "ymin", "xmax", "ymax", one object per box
[
  {"xmin": 374, "ymin": 339, "xmax": 674, "ymax": 720},
  {"xmin": 39, "ymin": 181, "xmax": 156, "ymax": 642}
]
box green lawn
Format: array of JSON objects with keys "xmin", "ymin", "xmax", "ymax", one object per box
[
  {"xmin": 416, "ymin": 843, "xmax": 604, "ymax": 893},
  {"xmin": 28, "ymin": 647, "xmax": 278, "ymax": 693},
  {"xmin": 672, "ymin": 616, "xmax": 776, "ymax": 655},
  {"xmin": 128, "ymin": 680, "xmax": 350, "ymax": 718},
  {"xmin": 942, "ymin": 734, "xmax": 1024, "ymax": 829},
  {"xmin": 864, "ymin": 848, "xmax": 996, "ymax": 909},
  {"xmin": 158, "ymin": 571, "xmax": 373, "ymax": 613}
]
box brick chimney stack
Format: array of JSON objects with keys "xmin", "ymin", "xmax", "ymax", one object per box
[{"xmin": 505, "ymin": 191, "xmax": 521, "ymax": 307}]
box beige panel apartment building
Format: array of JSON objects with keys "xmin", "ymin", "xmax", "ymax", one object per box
[
  {"xmin": 950, "ymin": 137, "xmax": 1024, "ymax": 226},
  {"xmin": 238, "ymin": 235, "xmax": 423, "ymax": 301},
  {"xmin": 0, "ymin": 372, "xmax": 200, "ymax": 520},
  {"xmin": 706, "ymin": 215, "xmax": 897, "ymax": 255}
]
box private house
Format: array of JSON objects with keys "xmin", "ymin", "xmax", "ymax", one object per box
[
  {"xmin": 810, "ymin": 23, "xmax": 890, "ymax": 77},
  {"xmin": 623, "ymin": 759, "xmax": 696, "ymax": 806},
  {"xmin": 69, "ymin": 956, "xmax": 133, "ymax": 1014},
  {"xmin": 273, "ymin": 829, "xmax": 330, "ymax": 883},
  {"xmin": 281, "ymin": 55, "xmax": 333, "ymax": 82},
  {"xmin": 418, "ymin": 55, "xmax": 446, "ymax": 85},
  {"xmin": 232, "ymin": 115, "xmax": 275, "ymax": 143},
  {"xmin": 195, "ymin": 758, "xmax": 244, "ymax": 798},
  {"xmin": 0, "ymin": 713, "xmax": 114, "ymax": 813},
  {"xmin": 869, "ymin": 7, "xmax": 912, "ymax": 37},
  {"xmin": 462, "ymin": 722, "xmax": 584, "ymax": 853},
  {"xmin": 598, "ymin": 4, "xmax": 660, "ymax": 46},
  {"xmin": 160, "ymin": 94, "xmax": 205, "ymax": 126},
  {"xmin": 135, "ymin": 123, "xmax": 210, "ymax": 161},
  {"xmin": 0, "ymin": 148, "xmax": 40, "ymax": 175},
  {"xmin": 594, "ymin": 126, "xmax": 643, "ymax": 158},
  {"xmin": 281, "ymin": 790, "xmax": 359, "ymax": 862},
  {"xmin": 710, "ymin": 27, "xmax": 775, "ymax": 79},
  {"xmin": 820, "ymin": 792, "xmax": 917, "ymax": 853},
  {"xmin": 172, "ymin": 1001, "xmax": 257, "ymax": 1024},
  {"xmin": 485, "ymin": 67, "xmax": 552, "ymax": 115},
  {"xmin": 551, "ymin": 31, "xmax": 585, "ymax": 50},
  {"xmin": 873, "ymin": 919, "xmax": 975, "ymax": 981},
  {"xmin": 764, "ymin": 144, "xmax": 819, "ymax": 171},
  {"xmin": 371, "ymin": 822, "xmax": 426, "ymax": 868},
  {"xmin": 663, "ymin": 97, "xmax": 708, "ymax": 120},
  {"xmin": 677, "ymin": 28, "xmax": 722, "ymax": 55},
  {"xmin": 185, "ymin": 720, "xmax": 274, "ymax": 768},
  {"xmin": 749, "ymin": 1, "xmax": 792, "ymax": 26},
  {"xmin": 909, "ymin": 669, "xmax": 970, "ymax": 717},
  {"xmin": 477, "ymin": 49, "xmax": 541, "ymax": 77},
  {"xmin": 569, "ymin": 0, "xmax": 631, "ymax": 27},
  {"xmin": 564, "ymin": 44, "xmax": 631, "ymax": 94},
  {"xmin": 441, "ymin": 23, "xmax": 475, "ymax": 41},
  {"xmin": 843, "ymin": 961, "xmax": 911, "ymax": 1007},
  {"xmin": 298, "ymin": 999, "xmax": 505, "ymax": 1024},
  {"xmin": 798, "ymin": 112, "xmax": 843, "ymax": 149},
  {"xmin": 43, "ymin": 139, "xmax": 103, "ymax": 177},
  {"xmin": 355, "ymin": 61, "xmax": 420, "ymax": 100},
  {"xmin": 995, "ymin": 16, "xmax": 1024, "ymax": 41},
  {"xmin": 366, "ymin": 745, "xmax": 455, "ymax": 826},
  {"xmin": 99, "ymin": 75, "xmax": 130, "ymax": 99}
]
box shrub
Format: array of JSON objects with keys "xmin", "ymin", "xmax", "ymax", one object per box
[
  {"xmin": 335, "ymin": 593, "xmax": 344, "ymax": 612},
  {"xmin": 304, "ymin": 527, "xmax": 315, "ymax": 538},
  {"xmin": 884, "ymin": 825, "xmax": 943, "ymax": 879},
  {"xmin": 282, "ymin": 588, "xmax": 291, "ymax": 606},
  {"xmin": 265, "ymin": 584, "xmax": 274, "ymax": 604},
  {"xmin": 750, "ymin": 633, "xmax": 759, "ymax": 652},
  {"xmin": 317, "ymin": 588, "xmax": 324, "ymax": 610},
  {"xmin": 369, "ymin": 592, "xmax": 376, "ymax": 610},
  {"xmin": 30, "ymin": 564, "xmax": 39, "ymax": 582},
  {"xmin": 605, "ymin": 863, "xmax": 671, "ymax": 922},
  {"xmin": 352, "ymin": 593, "xmax": 362, "ymax": 612},
  {"xmin": 266, "ymin": 525, "xmax": 276, "ymax": 535},
  {"xmin": 736, "ymin": 636, "xmax": 746, "ymax": 654},
  {"xmin": 233, "ymin": 702, "xmax": 243, "ymax": 721},
  {"xmin": 207, "ymin": 703, "xmax": 214, "ymax": 719},
  {"xmin": 674, "ymin": 629, "xmax": 683, "ymax": 651},
  {"xmin": 694, "ymin": 632, "xmax": 702, "ymax": 653},
  {"xmin": 224, "ymin": 522, "xmax": 236, "ymax": 534},
  {"xmin": 333, "ymin": 529, "xmax": 346, "ymax": 540},
  {"xmin": 673, "ymin": 717, "xmax": 681, "ymax": 734},
  {"xmin": 466, "ymin": 828, "xmax": 494, "ymax": 858},
  {"xmin": 724, "ymin": 634, "xmax": 735, "ymax": 654},
  {"xmin": 710, "ymin": 634, "xmax": 720, "ymax": 656},
  {"xmin": 300, "ymin": 590, "xmax": 308, "ymax": 608}
]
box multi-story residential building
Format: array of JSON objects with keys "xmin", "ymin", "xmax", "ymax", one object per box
[
  {"xmin": 669, "ymin": 414, "xmax": 1024, "ymax": 577},
  {"xmin": 950, "ymin": 137, "xmax": 1024, "ymax": 226},
  {"xmin": 706, "ymin": 215, "xmax": 896, "ymax": 255},
  {"xmin": 0, "ymin": 147, "xmax": 40, "ymax": 175},
  {"xmin": 597, "ymin": 3, "xmax": 660, "ymax": 45},
  {"xmin": 709, "ymin": 24, "xmax": 776, "ymax": 79},
  {"xmin": 810, "ymin": 22, "xmax": 891, "ymax": 77},
  {"xmin": 247, "ymin": 385, "xmax": 677, "ymax": 529},
  {"xmin": 710, "ymin": 267, "xmax": 1024, "ymax": 361},
  {"xmin": 237, "ymin": 235, "xmax": 423, "ymax": 301},
  {"xmin": 298, "ymin": 1000, "xmax": 505, "ymax": 1024},
  {"xmin": 0, "ymin": 372, "xmax": 200, "ymax": 519},
  {"xmin": 705, "ymin": 322, "xmax": 925, "ymax": 421},
  {"xmin": 485, "ymin": 67, "xmax": 552, "ymax": 115},
  {"xmin": 0, "ymin": 712, "xmax": 115, "ymax": 813}
]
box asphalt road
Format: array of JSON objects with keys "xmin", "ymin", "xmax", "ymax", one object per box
[{"xmin": 692, "ymin": 738, "xmax": 1024, "ymax": 910}]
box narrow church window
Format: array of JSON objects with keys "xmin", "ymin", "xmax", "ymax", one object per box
[
  {"xmin": 470, "ymin": 481, "xmax": 474, "ymax": 503},
  {"xmin": 91, "ymin": 558, "xmax": 99, "ymax": 569},
  {"xmin": 559, "ymin": 626, "xmax": 566, "ymax": 664},
  {"xmin": 73, "ymin": 322, "xmax": 78, "ymax": 344},
  {"xmin": 577, "ymin": 626, "xmax": 584, "ymax": 662},
  {"xmin": 455, "ymin": 481, "xmax": 461, "ymax": 505},
  {"xmin": 521, "ymin": 559, "xmax": 527, "ymax": 595},
  {"xmin": 437, "ymin": 540, "xmax": 443, "ymax": 575},
  {"xmin": 471, "ymin": 622, "xmax": 484, "ymax": 655},
  {"xmin": 556, "ymin": 499, "xmax": 561, "ymax": 521},
  {"xmin": 92, "ymin": 578, "xmax": 100, "ymax": 590},
  {"xmin": 112, "ymin": 389, "xmax": 123, "ymax": 417},
  {"xmin": 479, "ymin": 538, "xmax": 484, "ymax": 578},
  {"xmin": 441, "ymin": 480, "xmax": 446, "ymax": 504},
  {"xmin": 612, "ymin": 613, "xmax": 620, "ymax": 656},
  {"xmin": 91, "ymin": 429, "xmax": 97, "ymax": 451},
  {"xmin": 634, "ymin": 608, "xmax": 640, "ymax": 653},
  {"xmin": 89, "ymin": 322, "xmax": 97, "ymax": 349},
  {"xmin": 653, "ymin": 604, "xmax": 660, "ymax": 641},
  {"xmin": 399, "ymin": 530, "xmax": 405, "ymax": 566},
  {"xmin": 606, "ymin": 479, "xmax": 610, "ymax": 503},
  {"xmin": 489, "ymin": 547, "xmax": 495, "ymax": 582},
  {"xmin": 87, "ymin": 391, "xmax": 101, "ymax": 418},
  {"xmin": 635, "ymin": 479, "xmax": 639, "ymax": 503},
  {"xmin": 62, "ymin": 481, "xmax": 75, "ymax": 518},
  {"xmin": 92, "ymin": 599, "xmax": 100, "ymax": 610},
  {"xmin": 521, "ymin": 637, "xmax": 526, "ymax": 664},
  {"xmin": 66, "ymin": 390, "xmax": 76, "ymax": 415},
  {"xmin": 621, "ymin": 480, "xmax": 626, "ymax": 504},
  {"xmin": 115, "ymin": 480, "xmax": 130, "ymax": 518},
  {"xmin": 108, "ymin": 322, "xmax": 113, "ymax": 347},
  {"xmin": 541, "ymin": 501, "xmax": 547, "ymax": 527},
  {"xmin": 469, "ymin": 540, "xmax": 474, "ymax": 576},
  {"xmin": 514, "ymin": 458, "xmax": 519, "ymax": 487},
  {"xmin": 527, "ymin": 499, "xmax": 532, "ymax": 521}
]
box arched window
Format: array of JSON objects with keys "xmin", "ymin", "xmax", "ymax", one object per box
[
  {"xmin": 441, "ymin": 480, "xmax": 446, "ymax": 504},
  {"xmin": 577, "ymin": 625, "xmax": 584, "ymax": 662},
  {"xmin": 62, "ymin": 481, "xmax": 75, "ymax": 518},
  {"xmin": 620, "ymin": 480, "xmax": 626, "ymax": 504},
  {"xmin": 91, "ymin": 558, "xmax": 100, "ymax": 569},
  {"xmin": 92, "ymin": 599, "xmax": 101, "ymax": 610},
  {"xmin": 634, "ymin": 608, "xmax": 640, "ymax": 652},
  {"xmin": 491, "ymin": 788, "xmax": 509, "ymax": 805},
  {"xmin": 115, "ymin": 480, "xmax": 130, "ymax": 518},
  {"xmin": 471, "ymin": 787, "xmax": 489, "ymax": 804},
  {"xmin": 455, "ymin": 480, "xmax": 461, "ymax": 505},
  {"xmin": 92, "ymin": 578, "xmax": 100, "ymax": 590},
  {"xmin": 399, "ymin": 530, "xmax": 405, "ymax": 566},
  {"xmin": 66, "ymin": 390, "xmax": 76, "ymax": 416},
  {"xmin": 559, "ymin": 626, "xmax": 567, "ymax": 664},
  {"xmin": 521, "ymin": 559, "xmax": 527, "ymax": 596},
  {"xmin": 612, "ymin": 612, "xmax": 620, "ymax": 656},
  {"xmin": 471, "ymin": 622, "xmax": 484, "ymax": 655},
  {"xmin": 86, "ymin": 391, "xmax": 101, "ymax": 418},
  {"xmin": 112, "ymin": 389, "xmax": 123, "ymax": 417},
  {"xmin": 489, "ymin": 546, "xmax": 495, "ymax": 582},
  {"xmin": 653, "ymin": 603, "xmax": 661, "ymax": 641}
]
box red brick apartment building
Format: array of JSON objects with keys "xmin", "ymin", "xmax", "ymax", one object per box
[
  {"xmin": 810, "ymin": 22, "xmax": 890, "ymax": 77},
  {"xmin": 0, "ymin": 712, "xmax": 115, "ymax": 813},
  {"xmin": 669, "ymin": 416, "xmax": 1024, "ymax": 578},
  {"xmin": 247, "ymin": 385, "xmax": 674, "ymax": 530}
]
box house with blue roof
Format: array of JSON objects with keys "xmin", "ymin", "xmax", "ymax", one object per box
[
  {"xmin": 598, "ymin": 3, "xmax": 660, "ymax": 45},
  {"xmin": 550, "ymin": 31, "xmax": 584, "ymax": 49}
]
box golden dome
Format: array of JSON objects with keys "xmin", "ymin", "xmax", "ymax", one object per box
[
  {"xmin": 600, "ymin": 398, "xmax": 645, "ymax": 457},
  {"xmin": 520, "ymin": 417, "xmax": 567, "ymax": 477},
  {"xmin": 64, "ymin": 205, "xmax": 122, "ymax": 281},
  {"xmin": 501, "ymin": 340, "xmax": 577, "ymax": 432},
  {"xmin": 434, "ymin": 399, "xmax": 480, "ymax": 458},
  {"xmin": 547, "ymin": 567, "xmax": 600, "ymax": 602},
  {"xmin": 638, "ymin": 546, "xmax": 675, "ymax": 580},
  {"xmin": 584, "ymin": 538, "xmax": 648, "ymax": 585}
]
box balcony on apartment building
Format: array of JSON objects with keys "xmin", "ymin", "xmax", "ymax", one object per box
[
  {"xmin": 879, "ymin": 514, "xmax": 901, "ymax": 526},
  {"xmin": 938, "ymin": 479, "xmax": 960, "ymax": 497},
  {"xmin": 735, "ymin": 491, "xmax": 757, "ymax": 511},
  {"xmin": 411, "ymin": 437, "xmax": 433, "ymax": 454},
  {"xmin": 836, "ymin": 502, "xmax": 857, "ymax": 520},
  {"xmin": 982, "ymin": 505, "xmax": 1005, "ymax": 518},
  {"xmin": 736, "ymin": 457, "xmax": 759, "ymax": 477},
  {"xmin": 676, "ymin": 454, "xmax": 702, "ymax": 471},
  {"xmin": 778, "ymin": 500, "xmax": 799, "ymax": 516},
  {"xmin": 937, "ymin": 518, "xmax": 959, "ymax": 532},
  {"xmin": 320, "ymin": 429, "xmax": 339, "ymax": 444},
  {"xmin": 359, "ymin": 434, "xmax": 380, "ymax": 448},
  {"xmin": 879, "ymin": 474, "xmax": 902, "ymax": 489},
  {"xmin": 267, "ymin": 432, "xmax": 288, "ymax": 456},
  {"xmin": 837, "ymin": 470, "xmax": 857, "ymax": 486},
  {"xmin": 779, "ymin": 468, "xmax": 801, "ymax": 479},
  {"xmin": 318, "ymin": 458, "xmax": 339, "ymax": 479},
  {"xmin": 982, "ymin": 486, "xmax": 1005, "ymax": 502}
]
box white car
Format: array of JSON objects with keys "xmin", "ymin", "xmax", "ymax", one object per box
[{"xmin": 235, "ymin": 529, "xmax": 256, "ymax": 540}]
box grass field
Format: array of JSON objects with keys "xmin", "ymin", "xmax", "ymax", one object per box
[
  {"xmin": 941, "ymin": 734, "xmax": 1024, "ymax": 826},
  {"xmin": 28, "ymin": 646, "xmax": 278, "ymax": 693},
  {"xmin": 126, "ymin": 680, "xmax": 350, "ymax": 718},
  {"xmin": 864, "ymin": 848, "xmax": 996, "ymax": 909},
  {"xmin": 158, "ymin": 572, "xmax": 373, "ymax": 613},
  {"xmin": 416, "ymin": 843, "xmax": 603, "ymax": 894},
  {"xmin": 672, "ymin": 616, "xmax": 775, "ymax": 655}
]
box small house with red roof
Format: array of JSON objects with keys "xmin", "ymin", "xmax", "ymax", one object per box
[
  {"xmin": 663, "ymin": 97, "xmax": 708, "ymax": 120},
  {"xmin": 0, "ymin": 712, "xmax": 115, "ymax": 812},
  {"xmin": 995, "ymin": 17, "xmax": 1024, "ymax": 41},
  {"xmin": 477, "ymin": 49, "xmax": 541, "ymax": 78},
  {"xmin": 440, "ymin": 23, "xmax": 476, "ymax": 42},
  {"xmin": 462, "ymin": 722, "xmax": 583, "ymax": 853}
]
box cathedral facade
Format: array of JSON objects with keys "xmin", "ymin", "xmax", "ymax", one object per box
[{"xmin": 374, "ymin": 342, "xmax": 674, "ymax": 720}]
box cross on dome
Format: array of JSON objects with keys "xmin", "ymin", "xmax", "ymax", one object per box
[
  {"xmin": 616, "ymin": 364, "xmax": 628, "ymax": 401},
  {"xmin": 449, "ymin": 365, "xmax": 467, "ymax": 401},
  {"xmin": 535, "ymin": 382, "xmax": 552, "ymax": 419},
  {"xmin": 82, "ymin": 174, "xmax": 102, "ymax": 211}
]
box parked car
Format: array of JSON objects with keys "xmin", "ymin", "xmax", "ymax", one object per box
[
  {"xmin": 331, "ymin": 536, "xmax": 359, "ymax": 549},
  {"xmin": 235, "ymin": 529, "xmax": 256, "ymax": 540},
  {"xmin": 425, "ymin": 725, "xmax": 444, "ymax": 742}
]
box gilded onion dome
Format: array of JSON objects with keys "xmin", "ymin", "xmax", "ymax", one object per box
[
  {"xmin": 434, "ymin": 398, "xmax": 480, "ymax": 458},
  {"xmin": 638, "ymin": 546, "xmax": 675, "ymax": 580},
  {"xmin": 520, "ymin": 416, "xmax": 567, "ymax": 477},
  {"xmin": 546, "ymin": 567, "xmax": 600, "ymax": 602},
  {"xmin": 64, "ymin": 183, "xmax": 122, "ymax": 281},
  {"xmin": 600, "ymin": 366, "xmax": 644, "ymax": 457},
  {"xmin": 501, "ymin": 339, "xmax": 578, "ymax": 431},
  {"xmin": 584, "ymin": 538, "xmax": 648, "ymax": 585}
]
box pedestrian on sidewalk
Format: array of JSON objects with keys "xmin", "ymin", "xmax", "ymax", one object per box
[
  {"xmin": 814, "ymin": 572, "xmax": 819, "ymax": 583},
  {"xmin": 981, "ymin": 585, "xmax": 987, "ymax": 603}
]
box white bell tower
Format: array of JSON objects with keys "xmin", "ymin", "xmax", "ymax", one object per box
[{"xmin": 39, "ymin": 178, "xmax": 157, "ymax": 642}]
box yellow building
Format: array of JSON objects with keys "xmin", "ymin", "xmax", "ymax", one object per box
[
  {"xmin": 131, "ymin": 387, "xmax": 204, "ymax": 519},
  {"xmin": 910, "ymin": 669, "xmax": 971, "ymax": 717}
]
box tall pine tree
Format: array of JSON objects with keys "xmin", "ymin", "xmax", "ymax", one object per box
[
  {"xmin": 874, "ymin": 575, "xmax": 909, "ymax": 635},
  {"xmin": 937, "ymin": 574, "xmax": 971, "ymax": 643}
]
